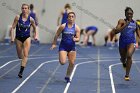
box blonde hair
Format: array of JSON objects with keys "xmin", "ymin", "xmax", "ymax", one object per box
[
  {"xmin": 64, "ymin": 3, "xmax": 71, "ymax": 9},
  {"xmin": 21, "ymin": 3, "xmax": 29, "ymax": 9}
]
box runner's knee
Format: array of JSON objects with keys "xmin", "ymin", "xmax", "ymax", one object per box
[
  {"xmin": 127, "ymin": 56, "xmax": 132, "ymax": 60},
  {"xmin": 59, "ymin": 61, "xmax": 65, "ymax": 65}
]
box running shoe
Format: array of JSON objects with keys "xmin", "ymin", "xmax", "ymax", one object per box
[
  {"xmin": 65, "ymin": 77, "xmax": 71, "ymax": 83},
  {"xmin": 18, "ymin": 73, "xmax": 22, "ymax": 78},
  {"xmin": 124, "ymin": 76, "xmax": 130, "ymax": 81}
]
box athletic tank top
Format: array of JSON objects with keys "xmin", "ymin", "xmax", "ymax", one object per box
[
  {"xmin": 61, "ymin": 10, "xmax": 68, "ymax": 24},
  {"xmin": 120, "ymin": 20, "xmax": 137, "ymax": 43},
  {"xmin": 16, "ymin": 14, "xmax": 31, "ymax": 37},
  {"xmin": 61, "ymin": 23, "xmax": 76, "ymax": 46}
]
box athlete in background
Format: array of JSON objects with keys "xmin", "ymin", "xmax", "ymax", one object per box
[
  {"xmin": 57, "ymin": 3, "xmax": 72, "ymax": 26},
  {"xmin": 30, "ymin": 4, "xmax": 39, "ymax": 42},
  {"xmin": 81, "ymin": 26, "xmax": 98, "ymax": 46}
]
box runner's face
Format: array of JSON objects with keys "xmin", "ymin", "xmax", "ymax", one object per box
[
  {"xmin": 67, "ymin": 14, "xmax": 75, "ymax": 23},
  {"xmin": 21, "ymin": 5, "xmax": 29, "ymax": 14},
  {"xmin": 125, "ymin": 10, "xmax": 133, "ymax": 20}
]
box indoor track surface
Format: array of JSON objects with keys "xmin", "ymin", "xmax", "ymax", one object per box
[{"xmin": 0, "ymin": 44, "xmax": 140, "ymax": 93}]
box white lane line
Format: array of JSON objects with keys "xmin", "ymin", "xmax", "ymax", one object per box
[
  {"xmin": 0, "ymin": 57, "xmax": 60, "ymax": 79},
  {"xmin": 38, "ymin": 58, "xmax": 90, "ymax": 93},
  {"xmin": 0, "ymin": 57, "xmax": 89, "ymax": 79},
  {"xmin": 0, "ymin": 57, "xmax": 56, "ymax": 69},
  {"xmin": 39, "ymin": 64, "xmax": 60, "ymax": 93},
  {"xmin": 97, "ymin": 48, "xmax": 100, "ymax": 93},
  {"xmin": 0, "ymin": 57, "xmax": 89, "ymax": 70},
  {"xmin": 0, "ymin": 59, "xmax": 21, "ymax": 69},
  {"xmin": 62, "ymin": 57, "xmax": 140, "ymax": 93},
  {"xmin": 11, "ymin": 58, "xmax": 89, "ymax": 93},
  {"xmin": 63, "ymin": 59, "xmax": 120, "ymax": 93},
  {"xmin": 11, "ymin": 60, "xmax": 59, "ymax": 93},
  {"xmin": 0, "ymin": 63, "xmax": 20, "ymax": 79},
  {"xmin": 109, "ymin": 63, "xmax": 121, "ymax": 93},
  {"xmin": 0, "ymin": 45, "xmax": 46, "ymax": 69},
  {"xmin": 63, "ymin": 61, "xmax": 96, "ymax": 93},
  {"xmin": 109, "ymin": 61, "xmax": 140, "ymax": 93}
]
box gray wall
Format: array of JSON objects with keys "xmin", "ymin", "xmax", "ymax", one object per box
[{"xmin": 0, "ymin": 0, "xmax": 140, "ymax": 45}]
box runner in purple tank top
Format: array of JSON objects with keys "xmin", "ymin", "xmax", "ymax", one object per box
[{"xmin": 10, "ymin": 3, "xmax": 38, "ymax": 78}]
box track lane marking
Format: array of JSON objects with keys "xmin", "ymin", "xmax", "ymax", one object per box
[
  {"xmin": 97, "ymin": 48, "xmax": 100, "ymax": 93},
  {"xmin": 39, "ymin": 64, "xmax": 60, "ymax": 93},
  {"xmin": 63, "ymin": 61, "xmax": 97, "ymax": 93},
  {"xmin": 11, "ymin": 58, "xmax": 89, "ymax": 93},
  {"xmin": 11, "ymin": 60, "xmax": 58, "ymax": 93},
  {"xmin": 109, "ymin": 61, "xmax": 140, "ymax": 93}
]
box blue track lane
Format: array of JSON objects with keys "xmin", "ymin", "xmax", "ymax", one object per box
[{"xmin": 0, "ymin": 44, "xmax": 140, "ymax": 93}]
